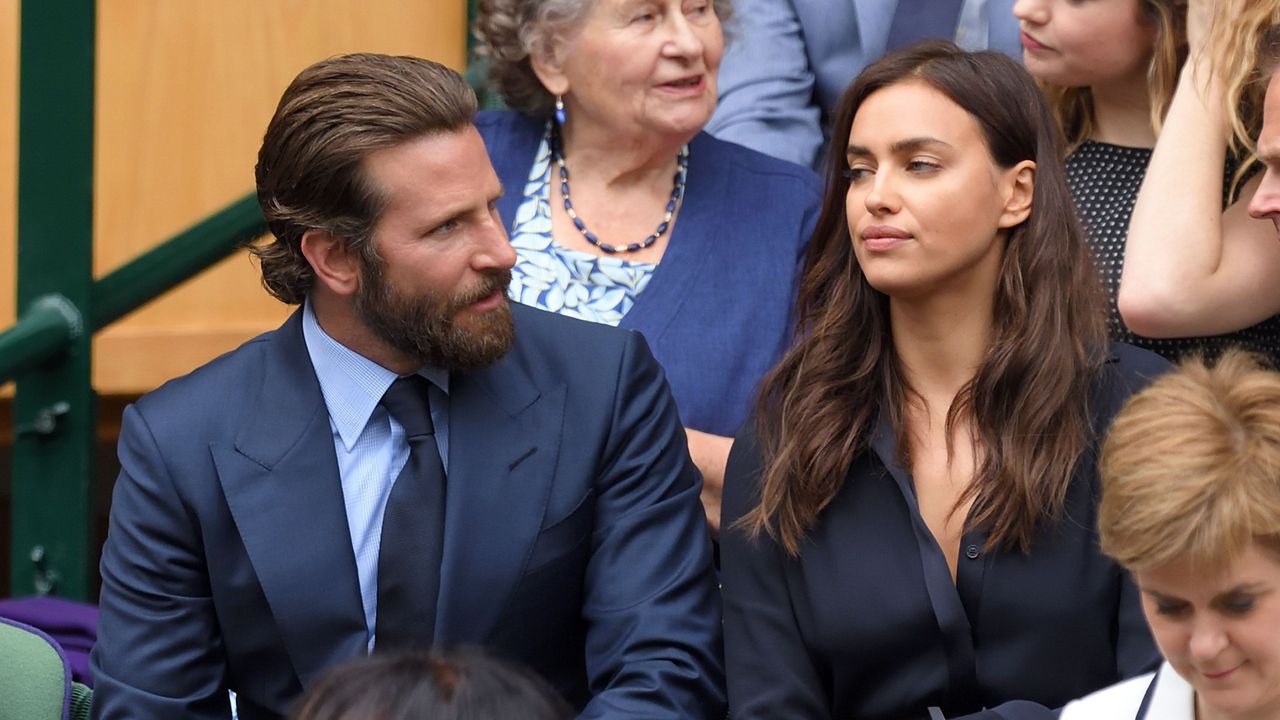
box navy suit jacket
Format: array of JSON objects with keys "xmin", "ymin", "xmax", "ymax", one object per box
[
  {"xmin": 91, "ymin": 304, "xmax": 725, "ymax": 719},
  {"xmin": 707, "ymin": 0, "xmax": 1022, "ymax": 169}
]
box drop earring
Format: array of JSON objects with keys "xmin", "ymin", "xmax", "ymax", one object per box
[{"xmin": 555, "ymin": 95, "xmax": 567, "ymax": 126}]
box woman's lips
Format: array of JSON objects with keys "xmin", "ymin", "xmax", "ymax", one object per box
[
  {"xmin": 1020, "ymin": 31, "xmax": 1050, "ymax": 52},
  {"xmin": 1202, "ymin": 665, "xmax": 1240, "ymax": 681},
  {"xmin": 658, "ymin": 75, "xmax": 705, "ymax": 94},
  {"xmin": 861, "ymin": 226, "xmax": 912, "ymax": 252}
]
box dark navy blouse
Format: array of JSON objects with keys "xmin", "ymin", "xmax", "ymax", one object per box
[{"xmin": 721, "ymin": 343, "xmax": 1168, "ymax": 720}]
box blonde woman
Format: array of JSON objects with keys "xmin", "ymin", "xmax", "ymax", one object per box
[
  {"xmin": 1015, "ymin": 0, "xmax": 1280, "ymax": 363},
  {"xmin": 1119, "ymin": 0, "xmax": 1280, "ymax": 361},
  {"xmin": 1062, "ymin": 350, "xmax": 1280, "ymax": 718}
]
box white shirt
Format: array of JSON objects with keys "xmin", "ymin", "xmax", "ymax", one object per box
[{"xmin": 1061, "ymin": 662, "xmax": 1195, "ymax": 720}]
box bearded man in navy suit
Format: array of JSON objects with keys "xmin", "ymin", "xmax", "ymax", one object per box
[{"xmin": 90, "ymin": 53, "xmax": 724, "ymax": 720}]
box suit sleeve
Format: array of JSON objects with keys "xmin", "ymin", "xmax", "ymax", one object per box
[
  {"xmin": 705, "ymin": 0, "xmax": 823, "ymax": 168},
  {"xmin": 91, "ymin": 405, "xmax": 231, "ymax": 720},
  {"xmin": 576, "ymin": 331, "xmax": 726, "ymax": 720},
  {"xmin": 720, "ymin": 425, "xmax": 831, "ymax": 719}
]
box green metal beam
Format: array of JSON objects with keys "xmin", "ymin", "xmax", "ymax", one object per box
[
  {"xmin": 12, "ymin": 0, "xmax": 97, "ymax": 599},
  {"xmin": 92, "ymin": 193, "xmax": 265, "ymax": 332},
  {"xmin": 0, "ymin": 295, "xmax": 82, "ymax": 384}
]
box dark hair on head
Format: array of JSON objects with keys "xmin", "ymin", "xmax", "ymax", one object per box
[
  {"xmin": 290, "ymin": 648, "xmax": 575, "ymax": 720},
  {"xmin": 252, "ymin": 53, "xmax": 478, "ymax": 304},
  {"xmin": 743, "ymin": 40, "xmax": 1107, "ymax": 556}
]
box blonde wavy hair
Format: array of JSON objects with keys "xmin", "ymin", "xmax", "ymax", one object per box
[
  {"xmin": 1099, "ymin": 351, "xmax": 1280, "ymax": 573},
  {"xmin": 1204, "ymin": 0, "xmax": 1280, "ymax": 192},
  {"xmin": 1041, "ymin": 0, "xmax": 1186, "ymax": 152}
]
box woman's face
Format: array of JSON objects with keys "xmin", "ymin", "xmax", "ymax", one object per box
[
  {"xmin": 539, "ymin": 0, "xmax": 723, "ymax": 143},
  {"xmin": 1012, "ymin": 0, "xmax": 1158, "ymax": 88},
  {"xmin": 844, "ymin": 80, "xmax": 1033, "ymax": 301},
  {"xmin": 1136, "ymin": 542, "xmax": 1280, "ymax": 719}
]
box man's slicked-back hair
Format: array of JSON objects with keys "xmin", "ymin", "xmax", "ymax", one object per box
[{"xmin": 252, "ymin": 53, "xmax": 478, "ymax": 304}]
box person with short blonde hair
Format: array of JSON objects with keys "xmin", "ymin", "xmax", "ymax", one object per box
[{"xmin": 1063, "ymin": 350, "xmax": 1280, "ymax": 718}]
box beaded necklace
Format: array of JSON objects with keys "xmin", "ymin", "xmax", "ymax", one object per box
[{"xmin": 550, "ymin": 123, "xmax": 689, "ymax": 255}]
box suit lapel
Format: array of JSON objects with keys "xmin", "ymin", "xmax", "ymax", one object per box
[
  {"xmin": 435, "ymin": 341, "xmax": 565, "ymax": 644},
  {"xmin": 211, "ymin": 311, "xmax": 367, "ymax": 688}
]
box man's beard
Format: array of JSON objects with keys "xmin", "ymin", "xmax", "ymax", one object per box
[{"xmin": 354, "ymin": 257, "xmax": 515, "ymax": 372}]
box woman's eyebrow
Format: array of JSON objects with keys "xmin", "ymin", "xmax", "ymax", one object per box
[{"xmin": 847, "ymin": 137, "xmax": 953, "ymax": 158}]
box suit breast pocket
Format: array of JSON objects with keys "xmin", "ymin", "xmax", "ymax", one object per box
[{"xmin": 524, "ymin": 489, "xmax": 594, "ymax": 574}]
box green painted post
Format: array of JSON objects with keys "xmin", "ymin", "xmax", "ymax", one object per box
[{"xmin": 11, "ymin": 0, "xmax": 97, "ymax": 599}]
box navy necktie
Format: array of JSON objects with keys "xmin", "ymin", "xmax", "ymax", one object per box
[
  {"xmin": 374, "ymin": 375, "xmax": 446, "ymax": 651},
  {"xmin": 885, "ymin": 0, "xmax": 965, "ymax": 53}
]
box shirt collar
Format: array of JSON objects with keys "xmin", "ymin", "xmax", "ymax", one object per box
[{"xmin": 301, "ymin": 299, "xmax": 449, "ymax": 451}]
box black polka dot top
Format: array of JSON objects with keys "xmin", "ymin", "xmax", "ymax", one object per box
[{"xmin": 1065, "ymin": 140, "xmax": 1280, "ymax": 365}]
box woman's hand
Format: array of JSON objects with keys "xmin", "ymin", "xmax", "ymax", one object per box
[
  {"xmin": 685, "ymin": 428, "xmax": 734, "ymax": 539},
  {"xmin": 1185, "ymin": 0, "xmax": 1219, "ymax": 58}
]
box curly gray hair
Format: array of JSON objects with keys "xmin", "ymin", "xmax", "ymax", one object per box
[{"xmin": 473, "ymin": 0, "xmax": 733, "ymax": 117}]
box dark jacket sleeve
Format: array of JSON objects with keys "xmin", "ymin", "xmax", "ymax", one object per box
[
  {"xmin": 577, "ymin": 330, "xmax": 727, "ymax": 719},
  {"xmin": 721, "ymin": 425, "xmax": 831, "ymax": 719},
  {"xmin": 91, "ymin": 405, "xmax": 232, "ymax": 719}
]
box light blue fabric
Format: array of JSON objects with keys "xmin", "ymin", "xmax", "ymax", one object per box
[
  {"xmin": 507, "ymin": 132, "xmax": 657, "ymax": 326},
  {"xmin": 708, "ymin": 0, "xmax": 1022, "ymax": 169},
  {"xmin": 301, "ymin": 300, "xmax": 449, "ymax": 652}
]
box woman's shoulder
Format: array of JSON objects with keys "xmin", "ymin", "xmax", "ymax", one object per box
[
  {"xmin": 1059, "ymin": 670, "xmax": 1156, "ymax": 720},
  {"xmin": 473, "ymin": 110, "xmax": 542, "ymax": 150},
  {"xmin": 1098, "ymin": 341, "xmax": 1174, "ymax": 394},
  {"xmin": 1089, "ymin": 342, "xmax": 1174, "ymax": 428},
  {"xmin": 691, "ymin": 132, "xmax": 822, "ymax": 198}
]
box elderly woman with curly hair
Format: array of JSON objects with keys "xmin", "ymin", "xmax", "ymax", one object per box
[{"xmin": 473, "ymin": 0, "xmax": 822, "ymax": 536}]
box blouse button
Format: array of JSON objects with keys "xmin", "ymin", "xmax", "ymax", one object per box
[{"xmin": 965, "ymin": 544, "xmax": 980, "ymax": 560}]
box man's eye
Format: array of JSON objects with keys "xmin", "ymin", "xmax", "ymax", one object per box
[{"xmin": 432, "ymin": 219, "xmax": 460, "ymax": 235}]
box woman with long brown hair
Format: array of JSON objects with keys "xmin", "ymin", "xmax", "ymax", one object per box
[{"xmin": 721, "ymin": 42, "xmax": 1166, "ymax": 719}]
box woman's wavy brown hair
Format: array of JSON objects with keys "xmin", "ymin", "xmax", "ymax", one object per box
[
  {"xmin": 743, "ymin": 42, "xmax": 1107, "ymax": 556},
  {"xmin": 1041, "ymin": 0, "xmax": 1186, "ymax": 152}
]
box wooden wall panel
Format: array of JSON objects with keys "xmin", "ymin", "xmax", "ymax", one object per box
[
  {"xmin": 4, "ymin": 1, "xmax": 466, "ymax": 393},
  {"xmin": 87, "ymin": 0, "xmax": 466, "ymax": 392},
  {"xmin": 1, "ymin": 0, "xmax": 16, "ymax": 334}
]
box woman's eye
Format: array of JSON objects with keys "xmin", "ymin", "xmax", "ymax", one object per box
[
  {"xmin": 687, "ymin": 2, "xmax": 710, "ymax": 16},
  {"xmin": 907, "ymin": 160, "xmax": 939, "ymax": 173},
  {"xmin": 632, "ymin": 10, "xmax": 657, "ymax": 22},
  {"xmin": 1154, "ymin": 602, "xmax": 1190, "ymax": 617},
  {"xmin": 1220, "ymin": 597, "xmax": 1256, "ymax": 616},
  {"xmin": 843, "ymin": 167, "xmax": 873, "ymax": 182}
]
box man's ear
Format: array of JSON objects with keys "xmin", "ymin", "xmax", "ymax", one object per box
[
  {"xmin": 997, "ymin": 160, "xmax": 1036, "ymax": 229},
  {"xmin": 299, "ymin": 229, "xmax": 361, "ymax": 297}
]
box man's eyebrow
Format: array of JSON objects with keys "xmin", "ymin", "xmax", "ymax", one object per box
[{"xmin": 846, "ymin": 136, "xmax": 953, "ymax": 157}]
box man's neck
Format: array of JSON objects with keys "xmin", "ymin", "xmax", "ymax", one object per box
[{"xmin": 308, "ymin": 292, "xmax": 418, "ymax": 376}]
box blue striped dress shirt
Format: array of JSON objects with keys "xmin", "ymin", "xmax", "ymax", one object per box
[{"xmin": 300, "ymin": 301, "xmax": 449, "ymax": 652}]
